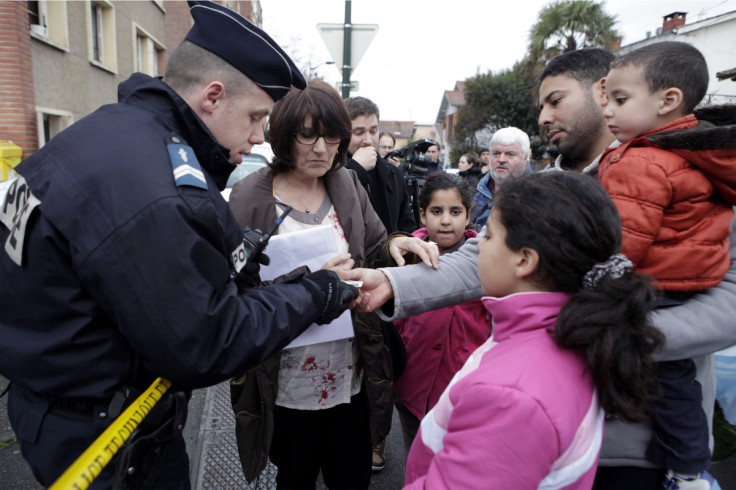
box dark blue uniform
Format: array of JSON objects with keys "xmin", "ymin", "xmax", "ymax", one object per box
[{"xmin": 0, "ymin": 74, "xmax": 324, "ymax": 487}]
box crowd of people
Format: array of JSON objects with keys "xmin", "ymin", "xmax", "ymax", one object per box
[{"xmin": 1, "ymin": 1, "xmax": 735, "ymax": 490}]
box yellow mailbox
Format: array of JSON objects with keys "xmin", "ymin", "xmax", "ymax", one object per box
[{"xmin": 0, "ymin": 140, "xmax": 22, "ymax": 181}]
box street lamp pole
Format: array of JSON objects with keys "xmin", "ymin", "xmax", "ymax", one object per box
[{"xmin": 308, "ymin": 60, "xmax": 335, "ymax": 71}]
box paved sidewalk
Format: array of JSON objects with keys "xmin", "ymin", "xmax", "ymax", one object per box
[
  {"xmin": 190, "ymin": 380, "xmax": 405, "ymax": 489},
  {"xmin": 190, "ymin": 381, "xmax": 278, "ymax": 489}
]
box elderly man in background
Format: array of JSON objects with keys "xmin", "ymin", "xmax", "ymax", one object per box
[{"xmin": 469, "ymin": 127, "xmax": 532, "ymax": 230}]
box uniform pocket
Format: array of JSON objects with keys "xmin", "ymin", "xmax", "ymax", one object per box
[{"xmin": 8, "ymin": 385, "xmax": 50, "ymax": 444}]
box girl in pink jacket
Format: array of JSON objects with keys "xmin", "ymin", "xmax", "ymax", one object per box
[
  {"xmin": 394, "ymin": 173, "xmax": 490, "ymax": 455},
  {"xmin": 404, "ymin": 171, "xmax": 664, "ymax": 489}
]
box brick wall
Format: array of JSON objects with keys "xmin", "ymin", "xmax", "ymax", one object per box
[
  {"xmin": 0, "ymin": 2, "xmax": 38, "ymax": 156},
  {"xmin": 160, "ymin": 1, "xmax": 193, "ymax": 73}
]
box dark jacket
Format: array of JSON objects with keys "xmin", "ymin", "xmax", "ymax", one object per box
[
  {"xmin": 346, "ymin": 155, "xmax": 416, "ymax": 233},
  {"xmin": 228, "ymin": 166, "xmax": 396, "ymax": 482},
  {"xmin": 459, "ymin": 165, "xmax": 483, "ymax": 190},
  {"xmin": 0, "ymin": 74, "xmax": 324, "ymax": 398}
]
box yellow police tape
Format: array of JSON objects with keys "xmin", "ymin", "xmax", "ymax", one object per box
[{"xmin": 50, "ymin": 377, "xmax": 172, "ymax": 490}]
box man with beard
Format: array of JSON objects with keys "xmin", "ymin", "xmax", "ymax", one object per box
[
  {"xmin": 344, "ymin": 47, "xmax": 736, "ymax": 489},
  {"xmin": 538, "ymin": 48, "xmax": 616, "ymax": 175}
]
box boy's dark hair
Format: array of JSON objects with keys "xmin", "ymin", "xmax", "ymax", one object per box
[
  {"xmin": 611, "ymin": 41, "xmax": 708, "ymax": 113},
  {"xmin": 418, "ymin": 172, "xmax": 474, "ymax": 214},
  {"xmin": 345, "ymin": 96, "xmax": 380, "ymax": 121},
  {"xmin": 268, "ymin": 80, "xmax": 352, "ymax": 174},
  {"xmin": 540, "ymin": 47, "xmax": 615, "ymax": 88},
  {"xmin": 494, "ymin": 171, "xmax": 664, "ymax": 422}
]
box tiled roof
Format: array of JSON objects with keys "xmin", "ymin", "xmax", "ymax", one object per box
[
  {"xmin": 379, "ymin": 120, "xmax": 415, "ymax": 139},
  {"xmin": 445, "ymin": 89, "xmax": 465, "ymax": 106}
]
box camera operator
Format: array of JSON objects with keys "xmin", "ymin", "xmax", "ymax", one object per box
[
  {"xmin": 384, "ymin": 139, "xmax": 440, "ymax": 227},
  {"xmin": 425, "ymin": 142, "xmax": 444, "ymax": 175}
]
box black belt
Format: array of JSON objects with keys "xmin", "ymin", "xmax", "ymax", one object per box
[{"xmin": 33, "ymin": 387, "xmax": 132, "ymax": 422}]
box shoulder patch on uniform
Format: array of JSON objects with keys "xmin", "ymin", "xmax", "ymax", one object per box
[
  {"xmin": 1, "ymin": 176, "xmax": 41, "ymax": 266},
  {"xmin": 167, "ymin": 134, "xmax": 207, "ymax": 190}
]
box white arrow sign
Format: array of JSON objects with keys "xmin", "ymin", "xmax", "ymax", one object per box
[{"xmin": 317, "ymin": 23, "xmax": 378, "ymax": 73}]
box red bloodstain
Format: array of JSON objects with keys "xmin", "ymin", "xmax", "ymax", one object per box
[
  {"xmin": 320, "ymin": 390, "xmax": 329, "ymax": 400},
  {"xmin": 302, "ymin": 357, "xmax": 317, "ymax": 371}
]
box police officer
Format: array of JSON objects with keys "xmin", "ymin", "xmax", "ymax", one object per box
[{"xmin": 0, "ymin": 2, "xmax": 358, "ymax": 488}]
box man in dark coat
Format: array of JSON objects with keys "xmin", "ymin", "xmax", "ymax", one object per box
[
  {"xmin": 345, "ymin": 97, "xmax": 416, "ymax": 234},
  {"xmin": 0, "ymin": 2, "xmax": 356, "ymax": 488}
]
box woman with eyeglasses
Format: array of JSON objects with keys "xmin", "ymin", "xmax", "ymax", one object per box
[{"xmin": 228, "ymin": 80, "xmax": 399, "ymax": 489}]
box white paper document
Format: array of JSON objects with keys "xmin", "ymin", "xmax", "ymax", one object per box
[{"xmin": 259, "ymin": 225, "xmax": 353, "ymax": 349}]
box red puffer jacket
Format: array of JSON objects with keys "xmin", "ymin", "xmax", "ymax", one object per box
[{"xmin": 599, "ymin": 108, "xmax": 736, "ymax": 291}]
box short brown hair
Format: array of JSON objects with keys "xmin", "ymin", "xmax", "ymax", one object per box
[
  {"xmin": 611, "ymin": 41, "xmax": 708, "ymax": 113},
  {"xmin": 268, "ymin": 80, "xmax": 352, "ymax": 174},
  {"xmin": 345, "ymin": 96, "xmax": 379, "ymax": 121}
]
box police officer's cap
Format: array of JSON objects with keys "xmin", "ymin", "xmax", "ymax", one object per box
[{"xmin": 185, "ymin": 1, "xmax": 306, "ymax": 101}]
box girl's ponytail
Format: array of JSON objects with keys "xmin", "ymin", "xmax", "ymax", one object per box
[{"xmin": 556, "ymin": 263, "xmax": 664, "ymax": 422}]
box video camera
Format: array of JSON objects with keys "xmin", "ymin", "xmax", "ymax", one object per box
[
  {"xmin": 384, "ymin": 139, "xmax": 439, "ymax": 171},
  {"xmin": 385, "ymin": 139, "xmax": 440, "ymax": 226}
]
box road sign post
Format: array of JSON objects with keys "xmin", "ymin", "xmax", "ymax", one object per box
[{"xmin": 317, "ymin": 1, "xmax": 377, "ymax": 98}]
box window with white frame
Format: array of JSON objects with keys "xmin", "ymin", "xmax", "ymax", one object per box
[
  {"xmin": 134, "ymin": 25, "xmax": 164, "ymax": 77},
  {"xmin": 36, "ymin": 108, "xmax": 73, "ymax": 147},
  {"xmin": 27, "ymin": 0, "xmax": 69, "ymax": 49},
  {"xmin": 87, "ymin": 0, "xmax": 117, "ymax": 72}
]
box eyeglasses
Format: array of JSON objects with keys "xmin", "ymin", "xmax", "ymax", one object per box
[
  {"xmin": 378, "ymin": 145, "xmax": 394, "ymax": 151},
  {"xmin": 293, "ymin": 129, "xmax": 341, "ymax": 146}
]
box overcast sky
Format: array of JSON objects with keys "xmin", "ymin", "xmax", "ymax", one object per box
[{"xmin": 260, "ymin": 0, "xmax": 735, "ymax": 123}]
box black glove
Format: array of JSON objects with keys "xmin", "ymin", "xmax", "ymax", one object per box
[
  {"xmin": 302, "ymin": 270, "xmax": 359, "ymax": 325},
  {"xmin": 234, "ymin": 227, "xmax": 272, "ymax": 290},
  {"xmin": 234, "ymin": 260, "xmax": 267, "ymax": 290}
]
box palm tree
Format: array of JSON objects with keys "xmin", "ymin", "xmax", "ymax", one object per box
[{"xmin": 528, "ymin": 0, "xmax": 621, "ymax": 66}]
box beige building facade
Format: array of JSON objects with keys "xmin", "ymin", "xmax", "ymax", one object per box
[{"xmin": 0, "ymin": 1, "xmax": 259, "ymax": 161}]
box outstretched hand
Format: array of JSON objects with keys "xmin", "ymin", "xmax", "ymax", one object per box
[
  {"xmin": 388, "ymin": 236, "xmax": 439, "ymax": 268},
  {"xmin": 338, "ymin": 268, "xmax": 394, "ymax": 313},
  {"xmin": 322, "ymin": 253, "xmax": 354, "ymax": 272}
]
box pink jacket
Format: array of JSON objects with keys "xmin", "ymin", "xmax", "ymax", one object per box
[
  {"xmin": 404, "ymin": 292, "xmax": 603, "ymax": 490},
  {"xmin": 394, "ymin": 228, "xmax": 489, "ymax": 420}
]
